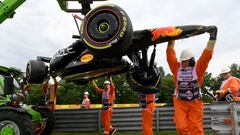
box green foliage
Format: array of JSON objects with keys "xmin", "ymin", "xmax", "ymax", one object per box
[
  {"xmin": 57, "ymin": 81, "xmax": 101, "ymax": 104},
  {"xmin": 57, "ymin": 82, "xmax": 84, "ymax": 104},
  {"xmin": 9, "ymin": 63, "xmax": 240, "ymax": 104},
  {"xmin": 113, "ymin": 74, "xmax": 138, "ymax": 104},
  {"xmin": 56, "ymin": 74, "xmax": 138, "ymax": 104},
  {"xmin": 9, "ymin": 67, "xmax": 24, "ymax": 82},
  {"xmin": 158, "ymin": 73, "xmax": 175, "ymax": 104},
  {"xmin": 201, "ymin": 72, "xmax": 215, "ymax": 103},
  {"xmin": 230, "ymin": 63, "xmax": 240, "ymax": 78},
  {"xmin": 28, "ymin": 84, "xmax": 44, "ymax": 105}
]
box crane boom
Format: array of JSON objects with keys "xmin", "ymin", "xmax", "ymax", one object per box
[{"xmin": 0, "ymin": 0, "xmax": 26, "ymax": 24}]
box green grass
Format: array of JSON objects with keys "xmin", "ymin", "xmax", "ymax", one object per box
[{"xmin": 53, "ymin": 131, "xmax": 214, "ymax": 135}]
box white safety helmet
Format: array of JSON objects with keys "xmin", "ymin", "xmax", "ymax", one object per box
[
  {"xmin": 220, "ymin": 67, "xmax": 231, "ymax": 74},
  {"xmin": 84, "ymin": 91, "xmax": 89, "ymax": 95},
  {"xmin": 104, "ymin": 80, "xmax": 110, "ymax": 85},
  {"xmin": 180, "ymin": 49, "xmax": 195, "ymax": 61}
]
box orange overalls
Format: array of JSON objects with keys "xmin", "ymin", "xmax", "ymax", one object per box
[
  {"xmin": 94, "ymin": 84, "xmax": 115, "ymax": 135},
  {"xmin": 42, "ymin": 82, "xmax": 57, "ymax": 110},
  {"xmin": 220, "ymin": 77, "xmax": 240, "ymax": 98},
  {"xmin": 139, "ymin": 93, "xmax": 156, "ymax": 135},
  {"xmin": 167, "ymin": 48, "xmax": 213, "ymax": 135},
  {"xmin": 81, "ymin": 98, "xmax": 90, "ymax": 109}
]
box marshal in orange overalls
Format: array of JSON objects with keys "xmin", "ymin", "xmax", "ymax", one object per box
[
  {"xmin": 139, "ymin": 93, "xmax": 156, "ymax": 135},
  {"xmin": 220, "ymin": 77, "xmax": 240, "ymax": 97},
  {"xmin": 166, "ymin": 39, "xmax": 216, "ymax": 135},
  {"xmin": 81, "ymin": 97, "xmax": 90, "ymax": 109},
  {"xmin": 92, "ymin": 78, "xmax": 116, "ymax": 135}
]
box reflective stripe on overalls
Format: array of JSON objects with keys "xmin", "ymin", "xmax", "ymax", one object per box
[
  {"xmin": 139, "ymin": 93, "xmax": 156, "ymax": 109},
  {"xmin": 82, "ymin": 98, "xmax": 89, "ymax": 108},
  {"xmin": 176, "ymin": 65, "xmax": 201, "ymax": 101},
  {"xmin": 102, "ymin": 90, "xmax": 110, "ymax": 110},
  {"xmin": 221, "ymin": 77, "xmax": 240, "ymax": 99}
]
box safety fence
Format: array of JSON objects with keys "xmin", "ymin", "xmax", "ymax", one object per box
[
  {"xmin": 54, "ymin": 102, "xmax": 240, "ymax": 135},
  {"xmin": 54, "ymin": 105, "xmax": 211, "ymax": 132},
  {"xmin": 55, "ymin": 103, "xmax": 166, "ymax": 109},
  {"xmin": 211, "ymin": 102, "xmax": 240, "ymax": 135}
]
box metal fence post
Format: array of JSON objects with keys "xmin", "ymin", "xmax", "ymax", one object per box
[
  {"xmin": 156, "ymin": 107, "xmax": 159, "ymax": 132},
  {"xmin": 98, "ymin": 109, "xmax": 101, "ymax": 133},
  {"xmin": 230, "ymin": 102, "xmax": 239, "ymax": 135}
]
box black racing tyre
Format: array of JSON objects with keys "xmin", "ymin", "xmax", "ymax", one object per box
[
  {"xmin": 26, "ymin": 60, "xmax": 47, "ymax": 83},
  {"xmin": 126, "ymin": 68, "xmax": 162, "ymax": 94},
  {"xmin": 36, "ymin": 107, "xmax": 55, "ymax": 135},
  {"xmin": 80, "ymin": 4, "xmax": 133, "ymax": 57},
  {"xmin": 0, "ymin": 111, "xmax": 34, "ymax": 135}
]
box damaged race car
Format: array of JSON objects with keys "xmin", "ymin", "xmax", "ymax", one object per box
[{"xmin": 26, "ymin": 2, "xmax": 217, "ymax": 95}]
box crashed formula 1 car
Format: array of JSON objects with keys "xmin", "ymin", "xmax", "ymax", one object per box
[{"xmin": 26, "ymin": 0, "xmax": 217, "ymax": 94}]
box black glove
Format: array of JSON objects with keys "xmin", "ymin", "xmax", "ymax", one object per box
[{"xmin": 206, "ymin": 26, "xmax": 217, "ymax": 40}]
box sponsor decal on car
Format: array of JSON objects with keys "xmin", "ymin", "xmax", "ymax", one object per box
[
  {"xmin": 151, "ymin": 26, "xmax": 183, "ymax": 41},
  {"xmin": 80, "ymin": 54, "xmax": 94, "ymax": 63}
]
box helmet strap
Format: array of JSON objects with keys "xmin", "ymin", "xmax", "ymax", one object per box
[{"xmin": 189, "ymin": 57, "xmax": 195, "ymax": 67}]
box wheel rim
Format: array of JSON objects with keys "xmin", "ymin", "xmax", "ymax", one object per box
[
  {"xmin": 85, "ymin": 9, "xmax": 120, "ymax": 44},
  {"xmin": 0, "ymin": 120, "xmax": 20, "ymax": 135},
  {"xmin": 98, "ymin": 22, "xmax": 110, "ymax": 33}
]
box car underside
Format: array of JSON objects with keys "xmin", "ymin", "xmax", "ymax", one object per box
[{"xmin": 25, "ymin": 3, "xmax": 216, "ymax": 94}]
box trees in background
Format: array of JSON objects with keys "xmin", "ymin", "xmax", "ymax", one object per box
[
  {"xmin": 57, "ymin": 74, "xmax": 139, "ymax": 104},
  {"xmin": 12, "ymin": 63, "xmax": 240, "ymax": 105}
]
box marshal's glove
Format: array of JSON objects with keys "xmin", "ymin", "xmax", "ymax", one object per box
[
  {"xmin": 215, "ymin": 89, "xmax": 225, "ymax": 97},
  {"xmin": 206, "ymin": 26, "xmax": 217, "ymax": 40}
]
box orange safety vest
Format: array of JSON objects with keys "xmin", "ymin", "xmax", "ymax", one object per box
[
  {"xmin": 166, "ymin": 48, "xmax": 213, "ymax": 96},
  {"xmin": 82, "ymin": 98, "xmax": 90, "ymax": 109},
  {"xmin": 220, "ymin": 77, "xmax": 240, "ymax": 97},
  {"xmin": 176, "ymin": 65, "xmax": 201, "ymax": 101},
  {"xmin": 139, "ymin": 94, "xmax": 157, "ymax": 109},
  {"xmin": 95, "ymin": 85, "xmax": 115, "ymax": 110}
]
